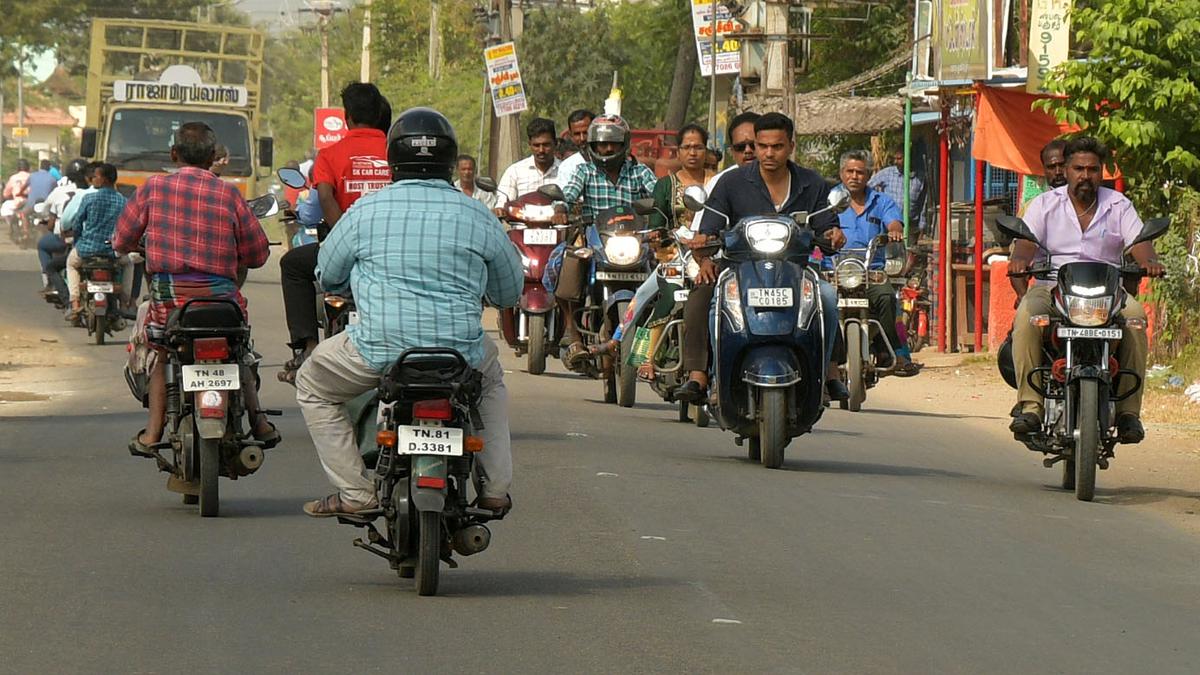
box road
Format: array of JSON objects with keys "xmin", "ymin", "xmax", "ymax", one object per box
[{"xmin": 2, "ymin": 243, "xmax": 1199, "ymax": 674}]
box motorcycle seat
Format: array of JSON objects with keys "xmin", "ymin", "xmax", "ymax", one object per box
[
  {"xmin": 379, "ymin": 349, "xmax": 482, "ymax": 404},
  {"xmin": 81, "ymin": 256, "xmax": 118, "ymax": 269},
  {"xmin": 166, "ymin": 302, "xmax": 246, "ymax": 336}
]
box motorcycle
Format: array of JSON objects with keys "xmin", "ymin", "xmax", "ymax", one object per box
[
  {"xmin": 538, "ymin": 184, "xmax": 656, "ymax": 403},
  {"xmin": 79, "ymin": 254, "xmax": 125, "ymax": 345},
  {"xmin": 995, "ymin": 214, "xmax": 1168, "ymax": 501},
  {"xmin": 683, "ymin": 184, "xmax": 850, "ymax": 468},
  {"xmin": 825, "ymin": 235, "xmax": 907, "ymax": 412},
  {"xmin": 335, "ymin": 348, "xmax": 505, "ymax": 596},
  {"xmin": 490, "ymin": 182, "xmax": 569, "ymax": 375},
  {"xmin": 899, "ymin": 246, "xmax": 931, "ymax": 354},
  {"xmin": 124, "ymin": 193, "xmax": 282, "ymax": 517}
]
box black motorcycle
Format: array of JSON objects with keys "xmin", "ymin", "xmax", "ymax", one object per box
[
  {"xmin": 995, "ymin": 214, "xmax": 1168, "ymax": 501},
  {"xmin": 79, "ymin": 255, "xmax": 124, "ymax": 345},
  {"xmin": 337, "ymin": 348, "xmax": 504, "ymax": 597}
]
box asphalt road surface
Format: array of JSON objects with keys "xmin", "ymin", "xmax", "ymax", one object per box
[{"xmin": 2, "ymin": 245, "xmax": 1199, "ymax": 674}]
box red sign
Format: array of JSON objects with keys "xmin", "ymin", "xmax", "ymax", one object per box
[{"xmin": 314, "ymin": 108, "xmax": 347, "ymax": 149}]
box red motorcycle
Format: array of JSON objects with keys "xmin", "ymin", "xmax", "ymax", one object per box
[{"xmin": 495, "ymin": 189, "xmax": 568, "ymax": 375}]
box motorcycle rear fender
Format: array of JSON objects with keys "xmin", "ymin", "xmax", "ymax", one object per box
[
  {"xmin": 193, "ymin": 391, "xmax": 228, "ymax": 439},
  {"xmin": 741, "ymin": 344, "xmax": 802, "ymax": 387},
  {"xmin": 92, "ymin": 297, "xmax": 108, "ymax": 315},
  {"xmin": 520, "ymin": 285, "xmax": 554, "ymax": 314},
  {"xmin": 410, "ymin": 455, "xmax": 447, "ymax": 512},
  {"xmin": 602, "ymin": 289, "xmax": 636, "ymax": 321}
]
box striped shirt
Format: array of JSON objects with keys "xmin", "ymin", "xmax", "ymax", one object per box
[
  {"xmin": 73, "ymin": 187, "xmax": 127, "ymax": 257},
  {"xmin": 317, "ymin": 179, "xmax": 523, "ymax": 370}
]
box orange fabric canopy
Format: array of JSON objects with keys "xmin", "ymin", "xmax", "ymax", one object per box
[{"xmin": 972, "ymin": 86, "xmax": 1073, "ymax": 175}]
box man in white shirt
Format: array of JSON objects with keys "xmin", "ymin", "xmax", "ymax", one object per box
[
  {"xmin": 453, "ymin": 154, "xmax": 498, "ymax": 209},
  {"xmin": 38, "ymin": 160, "xmax": 95, "ymax": 300},
  {"xmin": 553, "ymin": 108, "xmax": 595, "ymax": 189},
  {"xmin": 495, "ymin": 117, "xmax": 560, "ymax": 209}
]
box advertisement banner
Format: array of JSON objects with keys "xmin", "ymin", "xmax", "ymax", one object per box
[
  {"xmin": 485, "ymin": 42, "xmax": 528, "ymax": 117},
  {"xmin": 314, "ymin": 108, "xmax": 347, "ymax": 150},
  {"xmin": 1026, "ymin": 0, "xmax": 1071, "ymax": 94},
  {"xmin": 935, "ymin": 0, "xmax": 990, "ymax": 81},
  {"xmin": 691, "ymin": 0, "xmax": 741, "ymax": 77}
]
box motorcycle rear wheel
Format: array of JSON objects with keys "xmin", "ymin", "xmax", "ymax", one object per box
[
  {"xmin": 758, "ymin": 388, "xmax": 788, "ymax": 469},
  {"xmin": 415, "ymin": 510, "xmax": 441, "ymax": 596},
  {"xmin": 93, "ymin": 314, "xmax": 105, "ymax": 345},
  {"xmin": 199, "ymin": 436, "xmax": 220, "ymax": 517},
  {"xmin": 846, "ymin": 327, "xmax": 865, "ymax": 412},
  {"xmin": 1074, "ymin": 380, "xmax": 1100, "ymax": 502},
  {"xmin": 527, "ymin": 313, "xmax": 547, "ymax": 375}
]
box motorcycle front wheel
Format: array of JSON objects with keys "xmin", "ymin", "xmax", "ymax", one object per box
[
  {"xmin": 758, "ymin": 388, "xmax": 788, "ymax": 469},
  {"xmin": 846, "ymin": 327, "xmax": 866, "ymax": 412},
  {"xmin": 527, "ymin": 313, "xmax": 547, "ymax": 375},
  {"xmin": 415, "ymin": 510, "xmax": 441, "ymax": 596},
  {"xmin": 1074, "ymin": 379, "xmax": 1100, "ymax": 502}
]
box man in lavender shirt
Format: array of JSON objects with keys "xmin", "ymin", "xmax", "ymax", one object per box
[{"xmin": 1008, "ymin": 137, "xmax": 1165, "ymax": 443}]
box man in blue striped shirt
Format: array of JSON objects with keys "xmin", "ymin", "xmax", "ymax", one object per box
[{"xmin": 297, "ymin": 108, "xmax": 523, "ymax": 518}]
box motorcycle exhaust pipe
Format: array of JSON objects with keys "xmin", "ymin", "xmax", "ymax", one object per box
[
  {"xmin": 452, "ymin": 524, "xmax": 491, "ymax": 556},
  {"xmin": 234, "ymin": 446, "xmax": 264, "ymax": 475}
]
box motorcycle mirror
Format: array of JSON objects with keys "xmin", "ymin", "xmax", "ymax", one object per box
[
  {"xmin": 995, "ymin": 215, "xmax": 1039, "ymax": 245},
  {"xmin": 277, "ymin": 167, "xmax": 306, "ymax": 189},
  {"xmin": 248, "ymin": 194, "xmax": 279, "ymax": 219},
  {"xmin": 475, "ymin": 176, "xmax": 498, "ymax": 193},
  {"xmin": 537, "ymin": 184, "xmax": 566, "ymax": 202},
  {"xmin": 827, "ymin": 185, "xmax": 851, "ymax": 213},
  {"xmin": 681, "ymin": 185, "xmax": 708, "ymax": 213},
  {"xmin": 1127, "ymin": 216, "xmax": 1170, "ymax": 250},
  {"xmin": 632, "ymin": 198, "xmax": 657, "ymax": 216}
]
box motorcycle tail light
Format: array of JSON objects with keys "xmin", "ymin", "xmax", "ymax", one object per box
[
  {"xmin": 193, "ymin": 337, "xmax": 230, "ymax": 361},
  {"xmin": 376, "ymin": 429, "xmax": 398, "ymax": 447},
  {"xmin": 91, "ymin": 269, "xmax": 112, "ymax": 281},
  {"xmin": 1052, "ymin": 358, "xmax": 1067, "ymax": 383},
  {"xmin": 416, "ymin": 476, "xmax": 446, "ymax": 489},
  {"xmin": 412, "ymin": 398, "xmax": 453, "ymax": 421}
]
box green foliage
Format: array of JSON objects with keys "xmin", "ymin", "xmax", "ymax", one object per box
[{"xmin": 1038, "ymin": 0, "xmax": 1200, "ymax": 360}]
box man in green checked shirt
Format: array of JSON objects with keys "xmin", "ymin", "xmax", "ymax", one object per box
[{"xmin": 548, "ymin": 114, "xmax": 658, "ymax": 367}]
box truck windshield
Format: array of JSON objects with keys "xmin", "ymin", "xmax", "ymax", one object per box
[{"xmin": 107, "ymin": 109, "xmax": 252, "ymax": 176}]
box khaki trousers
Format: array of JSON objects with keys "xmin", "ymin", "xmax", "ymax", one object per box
[
  {"xmin": 1013, "ymin": 285, "xmax": 1147, "ymax": 416},
  {"xmin": 296, "ymin": 332, "xmax": 512, "ymax": 507},
  {"xmin": 67, "ymin": 248, "xmax": 134, "ymax": 307}
]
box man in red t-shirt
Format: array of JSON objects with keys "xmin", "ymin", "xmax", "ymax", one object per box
[{"xmin": 279, "ymin": 83, "xmax": 391, "ymax": 383}]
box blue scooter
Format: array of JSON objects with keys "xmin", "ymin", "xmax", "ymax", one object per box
[{"xmin": 683, "ymin": 185, "xmax": 850, "ymax": 468}]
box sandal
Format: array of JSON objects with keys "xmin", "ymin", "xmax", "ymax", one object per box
[
  {"xmin": 251, "ymin": 416, "xmax": 282, "ymax": 449},
  {"xmin": 476, "ymin": 494, "xmax": 512, "ymax": 517},
  {"xmin": 303, "ymin": 492, "xmax": 379, "ymax": 518},
  {"xmin": 893, "ymin": 360, "xmax": 923, "ymax": 378},
  {"xmin": 277, "ymin": 348, "xmax": 308, "ymax": 385},
  {"xmin": 128, "ymin": 429, "xmax": 157, "ymax": 458},
  {"xmin": 564, "ymin": 341, "xmax": 589, "ymax": 368}
]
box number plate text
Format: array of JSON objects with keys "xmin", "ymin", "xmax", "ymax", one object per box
[
  {"xmin": 181, "ymin": 364, "xmax": 240, "ymax": 392},
  {"xmin": 838, "ymin": 297, "xmax": 869, "ymax": 308},
  {"xmin": 523, "ymin": 228, "xmax": 558, "ymax": 245},
  {"xmin": 747, "ymin": 287, "xmax": 793, "ymax": 308},
  {"xmin": 1056, "ymin": 327, "xmax": 1122, "ymax": 340},
  {"xmin": 87, "ymin": 281, "xmax": 114, "ymax": 293},
  {"xmin": 397, "ymin": 425, "xmax": 464, "ymax": 456}
]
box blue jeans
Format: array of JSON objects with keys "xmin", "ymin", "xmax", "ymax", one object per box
[{"xmin": 37, "ymin": 233, "xmax": 68, "ymax": 274}]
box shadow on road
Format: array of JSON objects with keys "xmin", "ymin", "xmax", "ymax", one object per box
[
  {"xmin": 422, "ymin": 570, "xmax": 686, "ymax": 598},
  {"xmin": 854, "ymin": 407, "xmax": 1006, "ymax": 421},
  {"xmin": 1093, "ymin": 485, "xmax": 1200, "ymax": 507},
  {"xmin": 776, "ymin": 458, "xmax": 973, "ymax": 479}
]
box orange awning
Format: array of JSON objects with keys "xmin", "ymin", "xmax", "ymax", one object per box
[{"xmin": 972, "ymin": 85, "xmax": 1073, "ymax": 175}]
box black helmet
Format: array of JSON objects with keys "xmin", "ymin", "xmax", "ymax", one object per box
[
  {"xmin": 65, "ymin": 158, "xmax": 89, "ymax": 187},
  {"xmin": 586, "ymin": 114, "xmax": 631, "ymax": 172},
  {"xmin": 386, "ymin": 107, "xmax": 458, "ymax": 182},
  {"xmin": 997, "ymin": 332, "xmax": 1018, "ymax": 390}
]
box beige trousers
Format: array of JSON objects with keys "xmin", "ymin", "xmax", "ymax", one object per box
[
  {"xmin": 1013, "ymin": 285, "xmax": 1147, "ymax": 416},
  {"xmin": 67, "ymin": 248, "xmax": 134, "ymax": 307},
  {"xmin": 296, "ymin": 332, "xmax": 512, "ymax": 507}
]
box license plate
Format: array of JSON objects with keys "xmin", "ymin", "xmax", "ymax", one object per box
[
  {"xmin": 595, "ymin": 271, "xmax": 647, "ymax": 282},
  {"xmin": 523, "ymin": 228, "xmax": 557, "ymax": 245},
  {"xmin": 673, "ymin": 289, "xmax": 690, "ymax": 302},
  {"xmin": 181, "ymin": 364, "xmax": 240, "ymax": 392},
  {"xmin": 838, "ymin": 297, "xmax": 869, "ymax": 308},
  {"xmin": 87, "ymin": 281, "xmax": 114, "ymax": 293},
  {"xmin": 347, "ymin": 311, "xmax": 360, "ymax": 326},
  {"xmin": 304, "ymin": 227, "xmax": 319, "ymax": 236},
  {"xmin": 747, "ymin": 287, "xmax": 793, "ymax": 308},
  {"xmin": 1057, "ymin": 327, "xmax": 1122, "ymax": 340},
  {"xmin": 397, "ymin": 425, "xmax": 463, "ymax": 456}
]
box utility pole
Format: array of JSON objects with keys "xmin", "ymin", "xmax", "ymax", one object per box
[
  {"xmin": 429, "ymin": 0, "xmax": 442, "ymax": 79},
  {"xmin": 707, "ymin": 0, "xmax": 718, "ymax": 141},
  {"xmin": 361, "ymin": 0, "xmax": 373, "ymax": 82},
  {"xmin": 299, "ymin": 1, "xmax": 345, "ymax": 106},
  {"xmin": 17, "ymin": 56, "xmax": 25, "ymax": 159}
]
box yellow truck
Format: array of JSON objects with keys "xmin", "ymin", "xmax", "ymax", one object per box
[{"xmin": 81, "ymin": 19, "xmax": 274, "ymax": 202}]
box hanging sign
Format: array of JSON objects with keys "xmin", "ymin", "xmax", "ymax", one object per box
[
  {"xmin": 1026, "ymin": 0, "xmax": 1071, "ymax": 94},
  {"xmin": 935, "ymin": 0, "xmax": 990, "ymax": 81},
  {"xmin": 314, "ymin": 108, "xmax": 347, "ymax": 150},
  {"xmin": 691, "ymin": 0, "xmax": 741, "ymax": 77},
  {"xmin": 484, "ymin": 42, "xmax": 528, "ymax": 117},
  {"xmin": 113, "ymin": 65, "xmax": 247, "ymax": 107}
]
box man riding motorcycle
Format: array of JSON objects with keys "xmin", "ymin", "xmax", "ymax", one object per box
[
  {"xmin": 1007, "ymin": 136, "xmax": 1163, "ymax": 443},
  {"xmin": 297, "ymin": 107, "xmax": 523, "ymax": 519},
  {"xmin": 545, "ymin": 114, "xmax": 658, "ymax": 367}
]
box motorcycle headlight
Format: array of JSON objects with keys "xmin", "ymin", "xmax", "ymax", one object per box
[
  {"xmin": 604, "ymin": 235, "xmax": 641, "ymax": 266},
  {"xmin": 746, "ymin": 220, "xmax": 791, "ymax": 254},
  {"xmin": 836, "ymin": 259, "xmax": 866, "ymax": 290},
  {"xmin": 884, "ymin": 257, "xmax": 904, "ymax": 276},
  {"xmin": 721, "ymin": 274, "xmax": 744, "ymax": 333},
  {"xmin": 1065, "ymin": 295, "xmax": 1112, "ymax": 327}
]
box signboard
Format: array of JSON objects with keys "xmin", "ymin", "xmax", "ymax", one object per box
[
  {"xmin": 1026, "ymin": 0, "xmax": 1072, "ymax": 94},
  {"xmin": 484, "ymin": 42, "xmax": 528, "ymax": 117},
  {"xmin": 935, "ymin": 0, "xmax": 990, "ymax": 81},
  {"xmin": 113, "ymin": 65, "xmax": 247, "ymax": 107},
  {"xmin": 691, "ymin": 0, "xmax": 741, "ymax": 77},
  {"xmin": 314, "ymin": 108, "xmax": 347, "ymax": 150},
  {"xmin": 11, "ymin": 127, "xmax": 29, "ymax": 138}
]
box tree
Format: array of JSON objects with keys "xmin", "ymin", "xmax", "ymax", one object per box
[{"xmin": 1038, "ymin": 0, "xmax": 1200, "ymax": 358}]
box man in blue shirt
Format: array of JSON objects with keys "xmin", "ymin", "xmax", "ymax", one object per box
[
  {"xmin": 297, "ymin": 108, "xmax": 523, "ymax": 518},
  {"xmin": 21, "ymin": 159, "xmax": 58, "ymax": 226},
  {"xmin": 65, "ymin": 163, "xmax": 134, "ymax": 318},
  {"xmin": 833, "ymin": 150, "xmax": 918, "ymax": 375}
]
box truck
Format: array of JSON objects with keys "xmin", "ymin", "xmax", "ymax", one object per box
[{"xmin": 81, "ymin": 19, "xmax": 274, "ymax": 204}]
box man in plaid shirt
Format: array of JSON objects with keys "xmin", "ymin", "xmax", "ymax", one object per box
[
  {"xmin": 548, "ymin": 114, "xmax": 657, "ymax": 365},
  {"xmin": 114, "ymin": 121, "xmax": 277, "ymax": 457},
  {"xmin": 64, "ymin": 163, "xmax": 134, "ymax": 317}
]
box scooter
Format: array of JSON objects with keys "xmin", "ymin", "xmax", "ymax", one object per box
[{"xmin": 684, "ymin": 184, "xmax": 850, "ymax": 468}]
